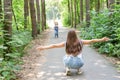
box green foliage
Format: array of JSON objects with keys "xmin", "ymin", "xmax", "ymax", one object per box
[
  {"xmin": 0, "ymin": 30, "xmax": 32, "ymax": 80},
  {"xmin": 60, "ymin": 0, "xmax": 71, "ymax": 27},
  {"xmin": 0, "ymin": 60, "xmax": 21, "ymax": 80},
  {"xmin": 81, "ymin": 6, "xmax": 120, "ymax": 58},
  {"xmin": 0, "ymin": 29, "xmax": 5, "ymax": 57},
  {"xmin": 7, "ymin": 30, "xmax": 32, "ymax": 58},
  {"xmin": 12, "ymin": 0, "xmax": 24, "ymax": 30},
  {"xmin": 62, "ymin": 12, "xmax": 71, "ymax": 27}
]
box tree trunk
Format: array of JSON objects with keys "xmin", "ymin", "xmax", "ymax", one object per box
[
  {"xmin": 3, "ymin": 0, "xmax": 12, "ymax": 57},
  {"xmin": 95, "ymin": 0, "xmax": 100, "ymax": 13},
  {"xmin": 80, "ymin": 0, "xmax": 83, "ymax": 22},
  {"xmin": 24, "ymin": 0, "xmax": 29, "ymax": 29},
  {"xmin": 74, "ymin": 0, "xmax": 76, "ymax": 28},
  {"xmin": 70, "ymin": 0, "xmax": 73, "ymax": 28},
  {"xmin": 41, "ymin": 0, "xmax": 46, "ymax": 30},
  {"xmin": 85, "ymin": 0, "xmax": 90, "ymax": 27},
  {"xmin": 68, "ymin": 0, "xmax": 71, "ymax": 24},
  {"xmin": 41, "ymin": 0, "xmax": 44, "ymax": 31},
  {"xmin": 43, "ymin": 0, "xmax": 46, "ymax": 29},
  {"xmin": 76, "ymin": 0, "xmax": 80, "ymax": 23},
  {"xmin": 0, "ymin": 0, "xmax": 2, "ymax": 19},
  {"xmin": 106, "ymin": 0, "xmax": 109, "ymax": 8},
  {"xmin": 29, "ymin": 0, "xmax": 37, "ymax": 38},
  {"xmin": 68, "ymin": 0, "xmax": 70, "ymax": 13},
  {"xmin": 36, "ymin": 0, "xmax": 41, "ymax": 34}
]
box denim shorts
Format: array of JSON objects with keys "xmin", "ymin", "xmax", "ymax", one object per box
[{"xmin": 63, "ymin": 55, "xmax": 84, "ymax": 69}]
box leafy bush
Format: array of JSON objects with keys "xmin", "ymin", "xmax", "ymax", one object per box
[
  {"xmin": 0, "ymin": 60, "xmax": 21, "ymax": 80},
  {"xmin": 81, "ymin": 6, "xmax": 120, "ymax": 58},
  {"xmin": 9, "ymin": 31, "xmax": 32, "ymax": 55},
  {"xmin": 0, "ymin": 30, "xmax": 32, "ymax": 80}
]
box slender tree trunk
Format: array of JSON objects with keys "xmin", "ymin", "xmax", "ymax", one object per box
[
  {"xmin": 95, "ymin": 0, "xmax": 100, "ymax": 13},
  {"xmin": 68, "ymin": 0, "xmax": 70, "ymax": 13},
  {"xmin": 80, "ymin": 0, "xmax": 83, "ymax": 22},
  {"xmin": 43, "ymin": 0, "xmax": 46, "ymax": 29},
  {"xmin": 0, "ymin": 0, "xmax": 2, "ymax": 19},
  {"xmin": 24, "ymin": 0, "xmax": 29, "ymax": 29},
  {"xmin": 41, "ymin": 0, "xmax": 44, "ymax": 31},
  {"xmin": 85, "ymin": 0, "xmax": 90, "ymax": 27},
  {"xmin": 76, "ymin": 0, "xmax": 80, "ymax": 23},
  {"xmin": 3, "ymin": 0, "xmax": 12, "ymax": 58},
  {"xmin": 36, "ymin": 0, "xmax": 40, "ymax": 34},
  {"xmin": 106, "ymin": 0, "xmax": 109, "ymax": 8},
  {"xmin": 41, "ymin": 0, "xmax": 46, "ymax": 30},
  {"xmin": 68, "ymin": 0, "xmax": 71, "ymax": 24},
  {"xmin": 29, "ymin": 0, "xmax": 37, "ymax": 38},
  {"xmin": 70, "ymin": 0, "xmax": 73, "ymax": 28},
  {"xmin": 74, "ymin": 0, "xmax": 76, "ymax": 28}
]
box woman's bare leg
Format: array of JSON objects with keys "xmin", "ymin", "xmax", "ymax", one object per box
[
  {"xmin": 66, "ymin": 67, "xmax": 71, "ymax": 76},
  {"xmin": 77, "ymin": 68, "xmax": 83, "ymax": 75}
]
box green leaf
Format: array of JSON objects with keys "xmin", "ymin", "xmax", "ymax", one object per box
[
  {"xmin": 0, "ymin": 45, "xmax": 7, "ymax": 49},
  {"xmin": 1, "ymin": 71, "xmax": 10, "ymax": 77}
]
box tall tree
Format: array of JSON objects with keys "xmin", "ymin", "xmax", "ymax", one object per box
[
  {"xmin": 24, "ymin": 0, "xmax": 29, "ymax": 29},
  {"xmin": 106, "ymin": 0, "xmax": 109, "ymax": 8},
  {"xmin": 0, "ymin": 0, "xmax": 2, "ymax": 19},
  {"xmin": 80, "ymin": 0, "xmax": 83, "ymax": 22},
  {"xmin": 43, "ymin": 0, "xmax": 46, "ymax": 29},
  {"xmin": 29, "ymin": 0, "xmax": 37, "ymax": 38},
  {"xmin": 95, "ymin": 0, "xmax": 100, "ymax": 13},
  {"xmin": 70, "ymin": 0, "xmax": 73, "ymax": 27},
  {"xmin": 41, "ymin": 0, "xmax": 44, "ymax": 31},
  {"xmin": 76, "ymin": 0, "xmax": 80, "ymax": 23},
  {"xmin": 74, "ymin": 0, "xmax": 76, "ymax": 28},
  {"xmin": 36, "ymin": 0, "xmax": 41, "ymax": 34},
  {"xmin": 68, "ymin": 0, "xmax": 70, "ymax": 13},
  {"xmin": 68, "ymin": 0, "xmax": 71, "ymax": 24},
  {"xmin": 41, "ymin": 0, "xmax": 46, "ymax": 30},
  {"xmin": 3, "ymin": 0, "xmax": 12, "ymax": 57},
  {"xmin": 85, "ymin": 0, "xmax": 90, "ymax": 27}
]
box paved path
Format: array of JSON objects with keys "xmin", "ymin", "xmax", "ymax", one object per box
[{"xmin": 35, "ymin": 28, "xmax": 120, "ymax": 80}]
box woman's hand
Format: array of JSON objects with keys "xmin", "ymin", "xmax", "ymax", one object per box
[
  {"xmin": 102, "ymin": 37, "xmax": 110, "ymax": 41},
  {"xmin": 36, "ymin": 46, "xmax": 44, "ymax": 50}
]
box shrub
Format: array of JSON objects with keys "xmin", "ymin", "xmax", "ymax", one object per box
[{"xmin": 80, "ymin": 6, "xmax": 120, "ymax": 58}]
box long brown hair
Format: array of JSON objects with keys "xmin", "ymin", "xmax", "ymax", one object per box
[{"xmin": 65, "ymin": 29, "xmax": 83, "ymax": 56}]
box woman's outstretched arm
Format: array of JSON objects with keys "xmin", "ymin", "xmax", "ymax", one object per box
[
  {"xmin": 36, "ymin": 42, "xmax": 65, "ymax": 50},
  {"xmin": 82, "ymin": 37, "xmax": 109, "ymax": 45}
]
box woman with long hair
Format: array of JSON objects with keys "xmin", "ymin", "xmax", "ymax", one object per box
[{"xmin": 36, "ymin": 29, "xmax": 109, "ymax": 76}]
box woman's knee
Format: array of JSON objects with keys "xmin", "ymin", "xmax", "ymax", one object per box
[{"xmin": 80, "ymin": 61, "xmax": 84, "ymax": 67}]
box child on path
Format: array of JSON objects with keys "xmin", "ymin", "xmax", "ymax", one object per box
[
  {"xmin": 54, "ymin": 22, "xmax": 59, "ymax": 38},
  {"xmin": 36, "ymin": 29, "xmax": 109, "ymax": 76}
]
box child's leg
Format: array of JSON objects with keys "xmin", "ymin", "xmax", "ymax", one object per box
[
  {"xmin": 57, "ymin": 33, "xmax": 58, "ymax": 38},
  {"xmin": 55, "ymin": 33, "xmax": 57, "ymax": 38},
  {"xmin": 55, "ymin": 33, "xmax": 56, "ymax": 38}
]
